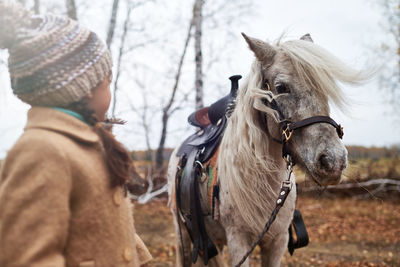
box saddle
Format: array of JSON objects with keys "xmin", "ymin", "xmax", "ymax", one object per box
[
  {"xmin": 175, "ymin": 75, "xmax": 241, "ymax": 265},
  {"xmin": 187, "ymin": 75, "xmax": 241, "ymax": 129}
]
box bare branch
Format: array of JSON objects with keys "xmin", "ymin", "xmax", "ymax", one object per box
[
  {"xmin": 137, "ymin": 183, "xmax": 168, "ymax": 204},
  {"xmin": 154, "ymin": 14, "xmax": 195, "ymax": 169},
  {"xmin": 302, "ymin": 178, "xmax": 400, "ymax": 199},
  {"xmin": 162, "ymin": 18, "xmax": 194, "ymax": 114},
  {"xmin": 125, "ymin": 38, "xmax": 158, "ymax": 51},
  {"xmin": 303, "ymin": 179, "xmax": 400, "ymax": 191},
  {"xmin": 111, "ymin": 3, "xmax": 132, "ymax": 117},
  {"xmin": 169, "ymin": 90, "xmax": 192, "ymax": 116}
]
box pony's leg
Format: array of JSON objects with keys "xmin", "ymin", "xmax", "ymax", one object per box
[
  {"xmin": 171, "ymin": 209, "xmax": 193, "ymax": 267},
  {"xmin": 260, "ymin": 233, "xmax": 288, "ymax": 267},
  {"xmin": 225, "ymin": 227, "xmax": 251, "ymax": 267}
]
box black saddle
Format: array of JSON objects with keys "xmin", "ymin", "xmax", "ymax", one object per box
[
  {"xmin": 175, "ymin": 75, "xmax": 242, "ymax": 265},
  {"xmin": 187, "ymin": 75, "xmax": 241, "ymax": 129}
]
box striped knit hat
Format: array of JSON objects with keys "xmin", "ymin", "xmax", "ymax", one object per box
[{"xmin": 0, "ymin": 1, "xmax": 112, "ymax": 107}]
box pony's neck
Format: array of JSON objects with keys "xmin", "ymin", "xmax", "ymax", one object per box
[
  {"xmin": 263, "ymin": 136, "xmax": 288, "ymax": 191},
  {"xmin": 218, "ymin": 118, "xmax": 291, "ymax": 232}
]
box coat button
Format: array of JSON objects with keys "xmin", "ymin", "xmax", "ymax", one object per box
[
  {"xmin": 113, "ymin": 190, "xmax": 122, "ymax": 206},
  {"xmin": 123, "ymin": 247, "xmax": 132, "ymax": 262}
]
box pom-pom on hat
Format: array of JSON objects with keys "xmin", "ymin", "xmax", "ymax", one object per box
[{"xmin": 0, "ymin": 1, "xmax": 112, "ymax": 107}]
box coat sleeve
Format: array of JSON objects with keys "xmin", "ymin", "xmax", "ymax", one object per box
[
  {"xmin": 134, "ymin": 234, "xmax": 152, "ymax": 265},
  {"xmin": 0, "ymin": 135, "xmax": 72, "ymax": 266}
]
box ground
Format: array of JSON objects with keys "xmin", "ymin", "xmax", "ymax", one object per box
[{"xmin": 133, "ymin": 195, "xmax": 400, "ymax": 267}]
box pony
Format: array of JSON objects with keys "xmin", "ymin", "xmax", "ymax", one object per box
[{"xmin": 167, "ymin": 33, "xmax": 367, "ymax": 267}]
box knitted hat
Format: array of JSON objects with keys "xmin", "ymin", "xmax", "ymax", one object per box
[{"xmin": 0, "ymin": 1, "xmax": 112, "ymax": 107}]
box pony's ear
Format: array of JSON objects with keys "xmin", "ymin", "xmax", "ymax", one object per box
[
  {"xmin": 300, "ymin": 33, "xmax": 313, "ymax": 43},
  {"xmin": 241, "ymin": 33, "xmax": 275, "ymax": 64}
]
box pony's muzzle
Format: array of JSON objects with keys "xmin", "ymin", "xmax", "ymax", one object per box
[{"xmin": 315, "ymin": 149, "xmax": 347, "ymax": 185}]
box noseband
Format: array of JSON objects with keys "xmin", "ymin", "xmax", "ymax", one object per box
[{"xmin": 261, "ymin": 81, "xmax": 344, "ymax": 163}]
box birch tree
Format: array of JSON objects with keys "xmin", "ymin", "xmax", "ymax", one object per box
[
  {"xmin": 106, "ymin": 0, "xmax": 120, "ymax": 49},
  {"xmin": 194, "ymin": 0, "xmax": 204, "ymax": 109},
  {"xmin": 378, "ymin": 0, "xmax": 399, "ymax": 116},
  {"xmin": 65, "ymin": 0, "xmax": 77, "ymax": 20},
  {"xmin": 33, "ymin": 0, "xmax": 40, "ymax": 14}
]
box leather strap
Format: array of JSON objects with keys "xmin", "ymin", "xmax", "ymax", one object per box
[
  {"xmin": 285, "ymin": 116, "xmax": 344, "ymax": 139},
  {"xmin": 234, "ymin": 175, "xmax": 293, "ymax": 267},
  {"xmin": 281, "ymin": 116, "xmax": 343, "ymax": 159},
  {"xmin": 288, "ymin": 209, "xmax": 309, "ymax": 255},
  {"xmin": 176, "ymin": 150, "xmax": 219, "ymax": 265}
]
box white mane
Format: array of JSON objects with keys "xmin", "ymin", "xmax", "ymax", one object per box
[{"xmin": 218, "ymin": 62, "xmax": 282, "ymax": 233}]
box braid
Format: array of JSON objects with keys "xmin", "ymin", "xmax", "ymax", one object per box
[{"xmin": 67, "ymin": 100, "xmax": 132, "ymax": 188}]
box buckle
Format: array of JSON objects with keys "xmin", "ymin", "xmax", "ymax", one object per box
[
  {"xmin": 284, "ymin": 155, "xmax": 293, "ymax": 170},
  {"xmin": 282, "ymin": 179, "xmax": 293, "ymax": 190},
  {"xmin": 282, "ymin": 124, "xmax": 294, "ymax": 142},
  {"xmin": 337, "ymin": 124, "xmax": 344, "ymax": 139},
  {"xmin": 266, "ymin": 83, "xmax": 271, "ymax": 91},
  {"xmin": 195, "ymin": 160, "xmax": 204, "ymax": 170}
]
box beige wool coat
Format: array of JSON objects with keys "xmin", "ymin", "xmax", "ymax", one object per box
[{"xmin": 0, "ymin": 107, "xmax": 152, "ymax": 267}]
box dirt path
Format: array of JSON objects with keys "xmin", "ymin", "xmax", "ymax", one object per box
[{"xmin": 133, "ymin": 196, "xmax": 400, "ymax": 266}]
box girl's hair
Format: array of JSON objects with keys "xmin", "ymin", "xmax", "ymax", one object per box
[{"xmin": 67, "ymin": 100, "xmax": 132, "ymax": 188}]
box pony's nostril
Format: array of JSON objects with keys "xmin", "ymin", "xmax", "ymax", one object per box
[{"xmin": 319, "ymin": 154, "xmax": 333, "ymax": 171}]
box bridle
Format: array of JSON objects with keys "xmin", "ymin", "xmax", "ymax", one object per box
[
  {"xmin": 234, "ymin": 78, "xmax": 345, "ymax": 267},
  {"xmin": 260, "ymin": 80, "xmax": 344, "ymax": 163}
]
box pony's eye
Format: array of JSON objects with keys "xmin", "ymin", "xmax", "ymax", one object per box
[{"xmin": 276, "ymin": 84, "xmax": 289, "ymax": 94}]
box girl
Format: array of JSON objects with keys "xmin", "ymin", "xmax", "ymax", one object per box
[{"xmin": 0, "ymin": 2, "xmax": 151, "ymax": 266}]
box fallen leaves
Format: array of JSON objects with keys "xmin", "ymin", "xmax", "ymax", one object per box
[{"xmin": 133, "ymin": 196, "xmax": 400, "ymax": 266}]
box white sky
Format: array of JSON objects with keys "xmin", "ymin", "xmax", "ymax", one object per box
[{"xmin": 0, "ymin": 0, "xmax": 399, "ymax": 158}]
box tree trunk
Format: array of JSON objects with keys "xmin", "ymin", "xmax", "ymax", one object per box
[
  {"xmin": 106, "ymin": 0, "xmax": 120, "ymax": 49},
  {"xmin": 155, "ymin": 112, "xmax": 169, "ymax": 169},
  {"xmin": 111, "ymin": 5, "xmax": 132, "ymax": 117},
  {"xmin": 66, "ymin": 0, "xmax": 77, "ymax": 20},
  {"xmin": 193, "ymin": 0, "xmax": 204, "ymax": 109},
  {"xmin": 155, "ymin": 16, "xmax": 194, "ymax": 169},
  {"xmin": 33, "ymin": 0, "xmax": 40, "ymax": 14}
]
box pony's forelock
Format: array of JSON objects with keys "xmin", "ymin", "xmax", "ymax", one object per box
[{"xmin": 277, "ymin": 39, "xmax": 370, "ymax": 111}]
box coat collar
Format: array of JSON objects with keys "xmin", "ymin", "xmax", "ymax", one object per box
[{"xmin": 25, "ymin": 107, "xmax": 100, "ymax": 144}]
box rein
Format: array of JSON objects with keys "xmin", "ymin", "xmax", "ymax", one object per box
[
  {"xmin": 234, "ymin": 81, "xmax": 344, "ymax": 266},
  {"xmin": 234, "ymin": 157, "xmax": 294, "ymax": 267}
]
